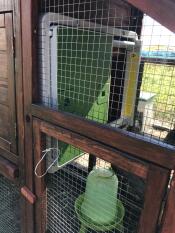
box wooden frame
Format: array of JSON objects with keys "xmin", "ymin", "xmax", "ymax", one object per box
[
  {"xmin": 125, "ymin": 0, "xmax": 175, "ymax": 33},
  {"xmin": 26, "ymin": 0, "xmax": 175, "ymax": 172},
  {"xmin": 13, "ymin": 0, "xmax": 25, "ymax": 167},
  {"xmin": 160, "ymin": 172, "xmax": 175, "ymax": 233},
  {"xmin": 5, "ymin": 13, "xmax": 17, "ymax": 154},
  {"xmin": 21, "ymin": 0, "xmax": 39, "ymax": 231},
  {"xmin": 32, "ymin": 104, "xmax": 175, "ymax": 169},
  {"xmin": 0, "ymin": 0, "xmax": 174, "ymax": 232},
  {"xmin": 33, "ymin": 118, "xmax": 170, "ymax": 233},
  {"xmin": 20, "ymin": 0, "xmax": 133, "ymax": 231},
  {"xmin": 0, "ymin": 11, "xmax": 17, "ymax": 157},
  {"xmin": 20, "ymin": 0, "xmax": 175, "ymax": 232},
  {"xmin": 0, "ymin": 156, "xmax": 19, "ymax": 181}
]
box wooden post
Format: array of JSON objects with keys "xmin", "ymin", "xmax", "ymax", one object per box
[
  {"xmin": 161, "ymin": 172, "xmax": 175, "ymax": 233},
  {"xmin": 33, "ymin": 119, "xmax": 46, "ymax": 233},
  {"xmin": 138, "ymin": 165, "xmax": 170, "ymax": 233},
  {"xmin": 21, "ymin": 0, "xmax": 39, "ymax": 232}
]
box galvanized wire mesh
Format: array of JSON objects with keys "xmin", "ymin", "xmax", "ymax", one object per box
[
  {"xmin": 0, "ymin": 175, "xmax": 21, "ymax": 233},
  {"xmin": 38, "ymin": 0, "xmax": 175, "ymax": 147},
  {"xmin": 41, "ymin": 150, "xmax": 144, "ymax": 233}
]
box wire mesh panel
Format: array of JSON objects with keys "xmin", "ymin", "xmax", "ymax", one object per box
[
  {"xmin": 38, "ymin": 139, "xmax": 145, "ymax": 233},
  {"xmin": 33, "ymin": 119, "xmax": 172, "ymax": 233},
  {"xmin": 0, "ymin": 175, "xmax": 21, "ymax": 233},
  {"xmin": 138, "ymin": 16, "xmax": 175, "ymax": 145},
  {"xmin": 37, "ymin": 0, "xmax": 175, "ymax": 147}
]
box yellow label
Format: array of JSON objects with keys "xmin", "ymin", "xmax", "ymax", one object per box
[{"xmin": 124, "ymin": 53, "xmax": 139, "ymax": 117}]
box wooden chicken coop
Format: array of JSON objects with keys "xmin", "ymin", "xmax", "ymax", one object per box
[{"xmin": 0, "ymin": 0, "xmax": 175, "ymax": 232}]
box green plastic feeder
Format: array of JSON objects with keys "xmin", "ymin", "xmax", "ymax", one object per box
[
  {"xmin": 75, "ymin": 194, "xmax": 125, "ymax": 233},
  {"xmin": 74, "ymin": 168, "xmax": 125, "ymax": 233},
  {"xmin": 81, "ymin": 168, "xmax": 118, "ymax": 225}
]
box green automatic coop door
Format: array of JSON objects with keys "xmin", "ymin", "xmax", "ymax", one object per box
[
  {"xmin": 40, "ymin": 13, "xmax": 141, "ymax": 171},
  {"xmin": 49, "ymin": 24, "xmax": 113, "ymax": 168},
  {"xmin": 56, "ymin": 26, "xmax": 113, "ymax": 123}
]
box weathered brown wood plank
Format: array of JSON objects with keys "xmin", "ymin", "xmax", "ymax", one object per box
[
  {"xmin": 0, "ymin": 53, "xmax": 7, "ymax": 77},
  {"xmin": 0, "ymin": 156, "xmax": 19, "ymax": 181},
  {"xmin": 5, "ymin": 13, "xmax": 17, "ymax": 154},
  {"xmin": 0, "ymin": 146, "xmax": 18, "ymax": 165},
  {"xmin": 0, "ymin": 28, "xmax": 6, "ymax": 50},
  {"xmin": 32, "ymin": 104, "xmax": 175, "ymax": 169},
  {"xmin": 0, "ymin": 79, "xmax": 7, "ymax": 87},
  {"xmin": 13, "ymin": 0, "xmax": 26, "ymax": 231},
  {"xmin": 0, "ymin": 12, "xmax": 17, "ymax": 154},
  {"xmin": 0, "ymin": 0, "xmax": 12, "ymax": 12},
  {"xmin": 0, "ymin": 136, "xmax": 10, "ymax": 151},
  {"xmin": 39, "ymin": 119, "xmax": 148, "ymax": 179},
  {"xmin": 126, "ymin": 0, "xmax": 175, "ymax": 33},
  {"xmin": 21, "ymin": 0, "xmax": 33, "ymax": 190},
  {"xmin": 0, "ymin": 86, "xmax": 8, "ymax": 105},
  {"xmin": 33, "ymin": 119, "xmax": 46, "ymax": 233},
  {"xmin": 161, "ymin": 172, "xmax": 175, "ymax": 233},
  {"xmin": 13, "ymin": 0, "xmax": 25, "ymax": 163},
  {"xmin": 0, "ymin": 14, "xmax": 4, "ymax": 27},
  {"xmin": 21, "ymin": 0, "xmax": 40, "ymax": 231},
  {"xmin": 138, "ymin": 165, "xmax": 170, "ymax": 233},
  {"xmin": 21, "ymin": 0, "xmax": 36, "ymax": 231},
  {"xmin": 0, "ymin": 104, "xmax": 10, "ymax": 139}
]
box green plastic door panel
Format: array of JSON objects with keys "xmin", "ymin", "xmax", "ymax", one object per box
[
  {"xmin": 57, "ymin": 27, "xmax": 113, "ymax": 123},
  {"xmin": 56, "ymin": 26, "xmax": 113, "ymax": 166}
]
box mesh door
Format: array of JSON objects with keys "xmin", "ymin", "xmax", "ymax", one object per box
[
  {"xmin": 38, "ymin": 0, "xmax": 175, "ymax": 147},
  {"xmin": 0, "ymin": 175, "xmax": 21, "ymax": 233},
  {"xmin": 39, "ymin": 142, "xmax": 145, "ymax": 233}
]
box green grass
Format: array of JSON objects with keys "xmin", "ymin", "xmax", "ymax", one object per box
[{"xmin": 141, "ymin": 63, "xmax": 175, "ymax": 122}]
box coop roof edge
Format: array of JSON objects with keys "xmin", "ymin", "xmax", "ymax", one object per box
[{"xmin": 126, "ymin": 0, "xmax": 175, "ymax": 33}]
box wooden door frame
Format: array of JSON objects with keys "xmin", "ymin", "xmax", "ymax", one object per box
[
  {"xmin": 4, "ymin": 12, "xmax": 17, "ymax": 154},
  {"xmin": 13, "ymin": 0, "xmax": 25, "ymax": 168},
  {"xmin": 20, "ymin": 0, "xmax": 38, "ymax": 232},
  {"xmin": 160, "ymin": 172, "xmax": 175, "ymax": 233},
  {"xmin": 33, "ymin": 118, "xmax": 170, "ymax": 233}
]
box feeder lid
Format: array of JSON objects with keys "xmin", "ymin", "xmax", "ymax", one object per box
[{"xmin": 92, "ymin": 168, "xmax": 114, "ymax": 178}]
